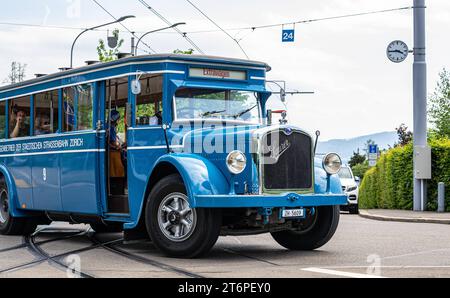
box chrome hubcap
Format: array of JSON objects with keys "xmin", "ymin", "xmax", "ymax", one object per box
[
  {"xmin": 158, "ymin": 193, "xmax": 196, "ymax": 242},
  {"xmin": 0, "ymin": 189, "xmax": 9, "ymax": 224}
]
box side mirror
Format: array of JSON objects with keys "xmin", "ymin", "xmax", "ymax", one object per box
[
  {"xmin": 126, "ymin": 103, "xmax": 132, "ymax": 127},
  {"xmin": 131, "ymin": 80, "xmax": 141, "ymax": 95},
  {"xmin": 355, "ymin": 176, "xmax": 360, "ymax": 183}
]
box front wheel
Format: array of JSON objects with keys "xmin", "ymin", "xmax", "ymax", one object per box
[
  {"xmin": 271, "ymin": 205, "xmax": 340, "ymax": 250},
  {"xmin": 145, "ymin": 174, "xmax": 222, "ymax": 258},
  {"xmin": 0, "ymin": 178, "xmax": 37, "ymax": 236}
]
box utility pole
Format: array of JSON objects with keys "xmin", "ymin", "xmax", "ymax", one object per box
[{"xmin": 413, "ymin": 0, "xmax": 428, "ymax": 211}]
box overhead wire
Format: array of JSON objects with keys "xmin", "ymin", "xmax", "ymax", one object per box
[
  {"xmin": 136, "ymin": 0, "xmax": 205, "ymax": 54},
  {"xmin": 184, "ymin": 0, "xmax": 249, "ymax": 59}
]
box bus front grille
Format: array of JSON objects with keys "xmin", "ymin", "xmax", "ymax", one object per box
[{"xmin": 261, "ymin": 129, "xmax": 313, "ymax": 191}]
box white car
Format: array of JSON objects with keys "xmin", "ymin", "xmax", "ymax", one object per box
[{"xmin": 338, "ymin": 165, "xmax": 359, "ymax": 214}]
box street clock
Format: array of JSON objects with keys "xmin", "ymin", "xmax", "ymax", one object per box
[{"xmin": 387, "ymin": 40, "xmax": 409, "ymax": 63}]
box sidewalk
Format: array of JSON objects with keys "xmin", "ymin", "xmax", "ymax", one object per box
[{"xmin": 359, "ymin": 209, "xmax": 450, "ymax": 225}]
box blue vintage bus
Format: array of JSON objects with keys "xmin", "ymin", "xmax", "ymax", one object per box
[{"xmin": 0, "ymin": 54, "xmax": 346, "ymax": 257}]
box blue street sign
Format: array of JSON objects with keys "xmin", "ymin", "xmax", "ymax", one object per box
[
  {"xmin": 282, "ymin": 29, "xmax": 295, "ymax": 42},
  {"xmin": 369, "ymin": 144, "xmax": 378, "ymax": 154}
]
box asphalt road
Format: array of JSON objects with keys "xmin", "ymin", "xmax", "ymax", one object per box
[{"xmin": 1, "ymin": 213, "xmax": 450, "ymax": 278}]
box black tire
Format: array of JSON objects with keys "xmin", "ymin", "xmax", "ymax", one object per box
[
  {"xmin": 145, "ymin": 174, "xmax": 221, "ymax": 258},
  {"xmin": 90, "ymin": 222, "xmax": 123, "ymax": 233},
  {"xmin": 0, "ymin": 178, "xmax": 37, "ymax": 236},
  {"xmin": 349, "ymin": 204, "xmax": 359, "ymax": 215},
  {"xmin": 271, "ymin": 205, "xmax": 340, "ymax": 250}
]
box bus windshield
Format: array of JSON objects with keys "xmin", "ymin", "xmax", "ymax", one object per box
[{"xmin": 174, "ymin": 88, "xmax": 261, "ymax": 123}]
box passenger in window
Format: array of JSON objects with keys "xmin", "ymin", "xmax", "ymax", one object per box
[
  {"xmin": 149, "ymin": 111, "xmax": 162, "ymax": 126},
  {"xmin": 108, "ymin": 110, "xmax": 127, "ymax": 176},
  {"xmin": 10, "ymin": 107, "xmax": 29, "ymax": 138},
  {"xmin": 34, "ymin": 114, "xmax": 51, "ymax": 135}
]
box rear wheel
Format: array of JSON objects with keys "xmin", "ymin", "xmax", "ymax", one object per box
[
  {"xmin": 145, "ymin": 174, "xmax": 221, "ymax": 258},
  {"xmin": 0, "ymin": 178, "xmax": 37, "ymax": 236},
  {"xmin": 271, "ymin": 205, "xmax": 340, "ymax": 250}
]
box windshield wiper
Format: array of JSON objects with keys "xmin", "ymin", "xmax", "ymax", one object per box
[
  {"xmin": 201, "ymin": 110, "xmax": 226, "ymax": 117},
  {"xmin": 233, "ymin": 105, "xmax": 258, "ymax": 119}
]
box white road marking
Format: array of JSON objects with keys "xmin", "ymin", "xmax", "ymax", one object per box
[{"xmin": 302, "ymin": 267, "xmax": 385, "ymax": 278}]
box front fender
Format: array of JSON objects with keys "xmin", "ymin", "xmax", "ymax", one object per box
[
  {"xmin": 0, "ymin": 164, "xmax": 27, "ymax": 217},
  {"xmin": 314, "ymin": 166, "xmax": 343, "ymax": 194},
  {"xmin": 154, "ymin": 153, "xmax": 230, "ymax": 207}
]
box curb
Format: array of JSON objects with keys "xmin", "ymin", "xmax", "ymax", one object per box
[{"xmin": 359, "ymin": 210, "xmax": 450, "ymax": 225}]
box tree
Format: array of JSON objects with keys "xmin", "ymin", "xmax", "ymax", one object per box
[
  {"xmin": 348, "ymin": 149, "xmax": 366, "ymax": 168},
  {"xmin": 3, "ymin": 62, "xmax": 27, "ymax": 84},
  {"xmin": 395, "ymin": 123, "xmax": 413, "ymax": 147},
  {"xmin": 97, "ymin": 29, "xmax": 124, "ymax": 62},
  {"xmin": 173, "ymin": 49, "xmax": 194, "ymax": 55},
  {"xmin": 352, "ymin": 162, "xmax": 370, "ymax": 179},
  {"xmin": 428, "ymin": 68, "xmax": 450, "ymax": 138}
]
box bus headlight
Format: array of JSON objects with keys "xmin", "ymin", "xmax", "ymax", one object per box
[
  {"xmin": 226, "ymin": 151, "xmax": 247, "ymax": 175},
  {"xmin": 322, "ymin": 153, "xmax": 342, "ymax": 175}
]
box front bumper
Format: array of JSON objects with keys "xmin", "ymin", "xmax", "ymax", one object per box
[{"xmin": 193, "ymin": 193, "xmax": 348, "ymax": 208}]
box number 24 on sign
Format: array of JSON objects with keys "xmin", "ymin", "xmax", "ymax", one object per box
[{"xmin": 282, "ymin": 29, "xmax": 295, "ymax": 42}]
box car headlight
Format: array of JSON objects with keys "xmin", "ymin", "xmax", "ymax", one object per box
[
  {"xmin": 347, "ymin": 186, "xmax": 358, "ymax": 192},
  {"xmin": 322, "ymin": 153, "xmax": 342, "ymax": 175},
  {"xmin": 226, "ymin": 151, "xmax": 247, "ymax": 174}
]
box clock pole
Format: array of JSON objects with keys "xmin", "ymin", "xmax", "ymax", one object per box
[{"xmin": 412, "ymin": 0, "xmax": 428, "ymax": 211}]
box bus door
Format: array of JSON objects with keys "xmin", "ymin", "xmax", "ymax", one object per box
[{"xmin": 104, "ymin": 77, "xmax": 130, "ymax": 214}]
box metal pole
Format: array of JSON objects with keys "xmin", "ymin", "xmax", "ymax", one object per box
[
  {"xmin": 413, "ymin": 0, "xmax": 428, "ymax": 211},
  {"xmin": 131, "ymin": 36, "xmax": 135, "ymax": 56},
  {"xmin": 438, "ymin": 182, "xmax": 445, "ymax": 212}
]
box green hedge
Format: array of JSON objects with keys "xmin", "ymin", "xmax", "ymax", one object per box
[{"xmin": 359, "ymin": 138, "xmax": 450, "ymax": 211}]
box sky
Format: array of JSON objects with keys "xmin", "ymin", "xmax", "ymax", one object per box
[{"xmin": 0, "ymin": 0, "xmax": 449, "ymax": 140}]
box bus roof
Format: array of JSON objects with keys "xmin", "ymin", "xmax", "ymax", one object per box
[{"xmin": 0, "ymin": 54, "xmax": 271, "ymax": 93}]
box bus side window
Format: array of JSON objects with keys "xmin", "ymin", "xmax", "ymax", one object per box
[
  {"xmin": 9, "ymin": 96, "xmax": 31, "ymax": 139},
  {"xmin": 34, "ymin": 90, "xmax": 59, "ymax": 136},
  {"xmin": 63, "ymin": 84, "xmax": 93, "ymax": 132},
  {"xmin": 77, "ymin": 84, "xmax": 93, "ymax": 130},
  {"xmin": 63, "ymin": 87, "xmax": 76, "ymax": 132},
  {"xmin": 135, "ymin": 75, "xmax": 163, "ymax": 126},
  {"xmin": 0, "ymin": 101, "xmax": 5, "ymax": 139}
]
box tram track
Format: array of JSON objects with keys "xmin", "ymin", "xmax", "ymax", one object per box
[
  {"xmin": 1, "ymin": 226, "xmax": 204, "ymax": 278},
  {"xmin": 0, "ymin": 228, "xmax": 121, "ymax": 277},
  {"xmin": 88, "ymin": 234, "xmax": 205, "ymax": 278}
]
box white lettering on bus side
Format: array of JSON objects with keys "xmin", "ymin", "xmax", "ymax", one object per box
[{"xmin": 0, "ymin": 138, "xmax": 86, "ymax": 154}]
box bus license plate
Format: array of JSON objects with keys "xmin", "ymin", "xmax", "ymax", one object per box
[{"xmin": 282, "ymin": 208, "xmax": 305, "ymax": 218}]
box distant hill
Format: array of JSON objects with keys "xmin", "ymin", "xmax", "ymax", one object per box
[{"xmin": 317, "ymin": 131, "xmax": 398, "ymax": 162}]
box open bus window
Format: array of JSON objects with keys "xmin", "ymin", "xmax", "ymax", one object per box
[
  {"xmin": 63, "ymin": 84, "xmax": 93, "ymax": 132},
  {"xmin": 136, "ymin": 75, "xmax": 163, "ymax": 126},
  {"xmin": 34, "ymin": 90, "xmax": 59, "ymax": 136},
  {"xmin": 9, "ymin": 96, "xmax": 31, "ymax": 138},
  {"xmin": 0, "ymin": 101, "xmax": 5, "ymax": 139}
]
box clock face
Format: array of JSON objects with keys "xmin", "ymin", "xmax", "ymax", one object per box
[{"xmin": 387, "ymin": 40, "xmax": 409, "ymax": 63}]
